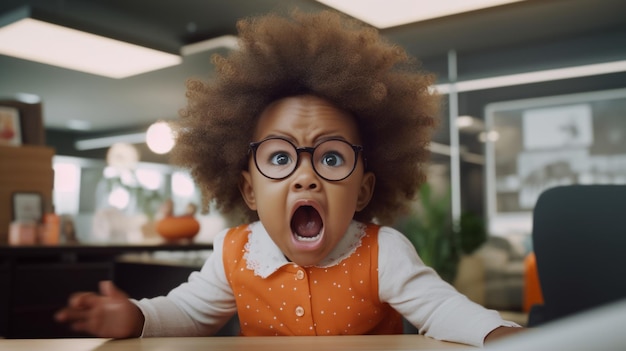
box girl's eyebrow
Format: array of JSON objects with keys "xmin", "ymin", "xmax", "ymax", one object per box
[
  {"xmin": 313, "ymin": 135, "xmax": 351, "ymax": 145},
  {"xmin": 255, "ymin": 133, "xmax": 296, "ymax": 143}
]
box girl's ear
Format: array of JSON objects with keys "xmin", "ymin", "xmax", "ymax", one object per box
[
  {"xmin": 356, "ymin": 171, "xmax": 375, "ymax": 211},
  {"xmin": 239, "ymin": 171, "xmax": 257, "ymax": 210}
]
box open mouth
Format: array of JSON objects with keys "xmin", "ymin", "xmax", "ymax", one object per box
[{"xmin": 290, "ymin": 205, "xmax": 323, "ymax": 242}]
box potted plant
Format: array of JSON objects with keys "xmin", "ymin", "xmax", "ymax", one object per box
[{"xmin": 394, "ymin": 183, "xmax": 487, "ymax": 283}]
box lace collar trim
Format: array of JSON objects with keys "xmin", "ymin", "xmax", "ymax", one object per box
[{"xmin": 243, "ymin": 220, "xmax": 367, "ymax": 278}]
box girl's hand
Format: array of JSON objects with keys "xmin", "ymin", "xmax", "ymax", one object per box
[
  {"xmin": 54, "ymin": 280, "xmax": 144, "ymax": 338},
  {"xmin": 484, "ymin": 326, "xmax": 526, "ymax": 344}
]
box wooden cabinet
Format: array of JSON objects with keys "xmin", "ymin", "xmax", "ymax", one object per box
[
  {"xmin": 0, "ymin": 243, "xmax": 212, "ymax": 338},
  {"xmin": 0, "ymin": 145, "xmax": 54, "ymax": 244},
  {"xmin": 10, "ymin": 262, "xmax": 114, "ymax": 338},
  {"xmin": 0, "ymin": 262, "xmax": 9, "ymax": 337}
]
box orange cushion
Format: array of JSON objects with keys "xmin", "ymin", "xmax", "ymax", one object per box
[{"xmin": 523, "ymin": 252, "xmax": 544, "ymax": 312}]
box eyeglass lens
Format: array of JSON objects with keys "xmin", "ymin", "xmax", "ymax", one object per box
[{"xmin": 253, "ymin": 138, "xmax": 359, "ymax": 181}]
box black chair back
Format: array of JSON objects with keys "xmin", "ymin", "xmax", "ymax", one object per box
[{"xmin": 529, "ymin": 185, "xmax": 626, "ymax": 326}]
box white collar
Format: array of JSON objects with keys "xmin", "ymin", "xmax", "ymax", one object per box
[{"xmin": 243, "ymin": 220, "xmax": 367, "ymax": 278}]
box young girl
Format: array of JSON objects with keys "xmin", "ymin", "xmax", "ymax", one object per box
[{"xmin": 55, "ymin": 10, "xmax": 522, "ymax": 346}]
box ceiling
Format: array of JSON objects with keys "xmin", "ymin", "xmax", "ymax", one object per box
[{"xmin": 1, "ymin": 0, "xmax": 626, "ymax": 136}]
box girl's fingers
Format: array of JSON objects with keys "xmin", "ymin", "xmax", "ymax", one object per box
[
  {"xmin": 99, "ymin": 280, "xmax": 128, "ymax": 299},
  {"xmin": 56, "ymin": 281, "xmax": 133, "ymax": 337},
  {"xmin": 68, "ymin": 292, "xmax": 102, "ymax": 309},
  {"xmin": 55, "ymin": 306, "xmax": 88, "ymax": 323},
  {"xmin": 61, "ymin": 305, "xmax": 103, "ymax": 335}
]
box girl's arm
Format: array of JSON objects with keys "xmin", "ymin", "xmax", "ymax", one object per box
[
  {"xmin": 377, "ymin": 226, "xmax": 521, "ymax": 347},
  {"xmin": 135, "ymin": 228, "xmax": 237, "ymax": 337}
]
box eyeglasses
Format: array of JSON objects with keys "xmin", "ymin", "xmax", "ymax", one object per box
[{"xmin": 248, "ymin": 137, "xmax": 364, "ymax": 181}]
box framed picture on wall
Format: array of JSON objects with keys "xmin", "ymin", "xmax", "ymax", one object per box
[
  {"xmin": 484, "ymin": 88, "xmax": 626, "ymax": 236},
  {"xmin": 0, "ymin": 106, "xmax": 22, "ymax": 146},
  {"xmin": 12, "ymin": 192, "xmax": 43, "ymax": 223}
]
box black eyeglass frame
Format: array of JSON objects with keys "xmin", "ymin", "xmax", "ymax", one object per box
[{"xmin": 248, "ymin": 137, "xmax": 365, "ymax": 182}]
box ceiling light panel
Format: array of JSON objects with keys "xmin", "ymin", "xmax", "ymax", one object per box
[
  {"xmin": 0, "ymin": 8, "xmax": 182, "ymax": 78},
  {"xmin": 317, "ymin": 0, "xmax": 525, "ymax": 29}
]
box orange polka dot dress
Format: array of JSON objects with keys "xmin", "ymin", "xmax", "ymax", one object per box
[{"xmin": 222, "ymin": 222, "xmax": 403, "ymax": 336}]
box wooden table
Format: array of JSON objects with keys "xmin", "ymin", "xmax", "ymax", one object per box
[{"xmin": 0, "ymin": 335, "xmax": 473, "ymax": 351}]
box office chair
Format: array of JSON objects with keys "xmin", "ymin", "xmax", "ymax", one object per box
[{"xmin": 527, "ymin": 185, "xmax": 626, "ymax": 327}]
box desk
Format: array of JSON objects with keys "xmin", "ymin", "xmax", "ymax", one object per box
[{"xmin": 0, "ymin": 335, "xmax": 472, "ymax": 351}]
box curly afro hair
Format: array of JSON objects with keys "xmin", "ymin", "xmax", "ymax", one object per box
[{"xmin": 171, "ymin": 9, "xmax": 440, "ymax": 226}]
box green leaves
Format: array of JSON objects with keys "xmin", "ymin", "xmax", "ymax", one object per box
[{"xmin": 394, "ymin": 183, "xmax": 486, "ymax": 283}]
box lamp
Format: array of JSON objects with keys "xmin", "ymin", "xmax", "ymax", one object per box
[
  {"xmin": 0, "ymin": 6, "xmax": 182, "ymax": 78},
  {"xmin": 146, "ymin": 121, "xmax": 175, "ymax": 154}
]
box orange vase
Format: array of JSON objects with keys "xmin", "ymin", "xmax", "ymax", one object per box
[{"xmin": 156, "ymin": 216, "xmax": 200, "ymax": 241}]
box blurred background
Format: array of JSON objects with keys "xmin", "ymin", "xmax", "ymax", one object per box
[{"xmin": 1, "ymin": 0, "xmax": 626, "ymax": 335}]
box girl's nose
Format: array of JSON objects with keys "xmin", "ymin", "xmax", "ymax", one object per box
[{"xmin": 291, "ymin": 154, "xmax": 320, "ymax": 190}]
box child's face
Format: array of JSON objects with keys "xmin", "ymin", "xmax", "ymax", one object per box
[{"xmin": 240, "ymin": 95, "xmax": 375, "ymax": 267}]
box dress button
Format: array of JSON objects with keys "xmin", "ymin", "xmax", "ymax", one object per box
[
  {"xmin": 296, "ymin": 270, "xmax": 305, "ymax": 280},
  {"xmin": 295, "ymin": 306, "xmax": 305, "ymax": 317}
]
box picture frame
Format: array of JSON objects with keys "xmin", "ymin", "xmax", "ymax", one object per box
[
  {"xmin": 0, "ymin": 106, "xmax": 22, "ymax": 146},
  {"xmin": 484, "ymin": 87, "xmax": 626, "ymax": 236},
  {"xmin": 12, "ymin": 192, "xmax": 43, "ymax": 223}
]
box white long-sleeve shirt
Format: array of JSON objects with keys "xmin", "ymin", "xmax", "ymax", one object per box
[{"xmin": 135, "ymin": 221, "xmax": 518, "ymax": 347}]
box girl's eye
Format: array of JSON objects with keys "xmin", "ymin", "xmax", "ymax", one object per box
[
  {"xmin": 321, "ymin": 151, "xmax": 344, "ymax": 167},
  {"xmin": 270, "ymin": 152, "xmax": 292, "ymax": 166}
]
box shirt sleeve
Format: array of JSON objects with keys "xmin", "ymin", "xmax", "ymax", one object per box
[
  {"xmin": 377, "ymin": 226, "xmax": 519, "ymax": 347},
  {"xmin": 134, "ymin": 228, "xmax": 237, "ymax": 337}
]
